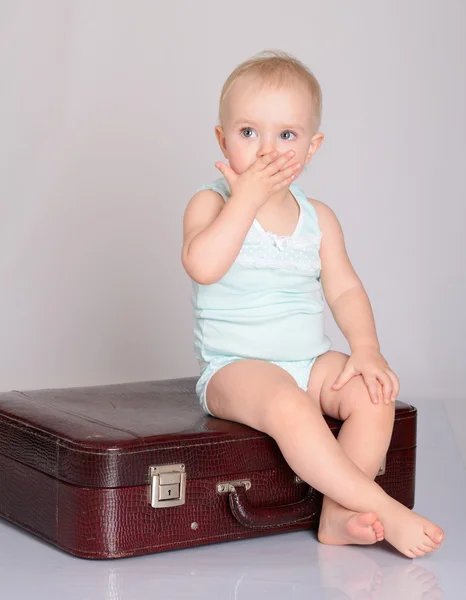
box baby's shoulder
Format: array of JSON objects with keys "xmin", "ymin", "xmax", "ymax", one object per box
[
  {"xmin": 305, "ymin": 196, "xmax": 328, "ymax": 214},
  {"xmin": 304, "ymin": 196, "xmax": 329, "ymax": 223},
  {"xmin": 305, "ymin": 196, "xmax": 337, "ymax": 219},
  {"xmin": 195, "ymin": 177, "xmax": 230, "ymax": 202},
  {"xmin": 304, "ymin": 196, "xmax": 344, "ymax": 239}
]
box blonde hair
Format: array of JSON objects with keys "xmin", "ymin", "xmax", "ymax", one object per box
[{"xmin": 218, "ymin": 49, "xmax": 323, "ymax": 134}]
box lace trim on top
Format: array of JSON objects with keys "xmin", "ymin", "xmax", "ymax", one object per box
[
  {"xmin": 263, "ymin": 230, "xmax": 321, "ymax": 250},
  {"xmin": 234, "ymin": 230, "xmax": 323, "ymax": 275}
]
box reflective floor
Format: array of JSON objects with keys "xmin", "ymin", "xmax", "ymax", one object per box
[{"xmin": 1, "ymin": 398, "xmax": 464, "ymax": 599}]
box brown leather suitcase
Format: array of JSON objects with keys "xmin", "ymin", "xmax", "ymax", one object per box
[{"xmin": 0, "ymin": 377, "xmax": 417, "ymax": 559}]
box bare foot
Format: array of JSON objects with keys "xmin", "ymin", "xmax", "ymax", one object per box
[
  {"xmin": 379, "ymin": 500, "xmax": 444, "ymax": 558},
  {"xmin": 318, "ymin": 503, "xmax": 385, "ymax": 546}
]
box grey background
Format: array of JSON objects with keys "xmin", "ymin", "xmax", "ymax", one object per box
[{"xmin": 1, "ymin": 1, "xmax": 465, "ymax": 432}]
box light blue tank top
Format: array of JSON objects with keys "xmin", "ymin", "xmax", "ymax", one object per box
[{"xmin": 190, "ymin": 176, "xmax": 332, "ymax": 365}]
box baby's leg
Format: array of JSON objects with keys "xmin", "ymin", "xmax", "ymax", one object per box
[
  {"xmin": 307, "ymin": 351, "xmax": 444, "ymax": 555},
  {"xmin": 206, "ymin": 358, "xmax": 444, "ymax": 558},
  {"xmin": 307, "ymin": 351, "xmax": 394, "ymax": 545}
]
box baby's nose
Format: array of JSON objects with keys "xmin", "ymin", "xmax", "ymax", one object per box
[{"xmin": 257, "ymin": 147, "xmax": 277, "ymax": 158}]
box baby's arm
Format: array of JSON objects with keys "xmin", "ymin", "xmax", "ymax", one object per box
[
  {"xmin": 182, "ymin": 189, "xmax": 257, "ymax": 285},
  {"xmin": 310, "ymin": 198, "xmax": 379, "ymax": 351}
]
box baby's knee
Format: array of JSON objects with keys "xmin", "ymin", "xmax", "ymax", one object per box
[
  {"xmin": 264, "ymin": 385, "xmax": 319, "ymax": 434},
  {"xmin": 340, "ymin": 375, "xmax": 395, "ymax": 421}
]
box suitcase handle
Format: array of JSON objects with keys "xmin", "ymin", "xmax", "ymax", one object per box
[{"xmin": 227, "ymin": 484, "xmax": 320, "ymax": 529}]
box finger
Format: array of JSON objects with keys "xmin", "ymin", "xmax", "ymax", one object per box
[
  {"xmin": 377, "ymin": 380, "xmax": 384, "ymax": 404},
  {"xmin": 270, "ymin": 161, "xmax": 301, "ymax": 187},
  {"xmin": 332, "ymin": 364, "xmax": 357, "ymax": 390},
  {"xmin": 264, "ymin": 150, "xmax": 297, "ymax": 175},
  {"xmin": 271, "ymin": 173, "xmax": 297, "ymax": 192},
  {"xmin": 214, "ymin": 161, "xmax": 234, "ymax": 185},
  {"xmin": 364, "ymin": 377, "xmax": 380, "ymax": 404},
  {"xmin": 376, "ymin": 372, "xmax": 393, "ymax": 404},
  {"xmin": 386, "ymin": 370, "xmax": 400, "ymax": 401},
  {"xmin": 253, "ymin": 150, "xmax": 280, "ymax": 171},
  {"xmin": 270, "ymin": 164, "xmax": 299, "ymax": 190},
  {"xmin": 214, "ymin": 161, "xmax": 226, "ymax": 179},
  {"xmin": 331, "ymin": 371, "xmax": 348, "ymax": 390},
  {"xmin": 277, "ymin": 150, "xmax": 298, "ymax": 169}
]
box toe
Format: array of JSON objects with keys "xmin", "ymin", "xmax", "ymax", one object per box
[
  {"xmin": 419, "ymin": 543, "xmax": 434, "ymax": 553},
  {"xmin": 358, "ymin": 512, "xmax": 378, "ymax": 527},
  {"xmin": 373, "ymin": 519, "xmax": 385, "ymax": 539},
  {"xmin": 373, "ymin": 519, "xmax": 384, "ymax": 533},
  {"xmin": 411, "ymin": 547, "xmax": 427, "ymax": 557},
  {"xmin": 426, "ymin": 524, "xmax": 444, "ymax": 544},
  {"xmin": 423, "ymin": 536, "xmax": 440, "ymax": 550}
]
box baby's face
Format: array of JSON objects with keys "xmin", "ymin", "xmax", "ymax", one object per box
[{"xmin": 216, "ymin": 76, "xmax": 321, "ymax": 176}]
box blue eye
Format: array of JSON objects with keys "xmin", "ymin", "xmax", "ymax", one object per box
[
  {"xmin": 240, "ymin": 127, "xmax": 256, "ymax": 138},
  {"xmin": 281, "ymin": 130, "xmax": 297, "ymax": 140},
  {"xmin": 240, "ymin": 127, "xmax": 297, "ymax": 140}
]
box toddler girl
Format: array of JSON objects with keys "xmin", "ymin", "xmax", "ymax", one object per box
[{"xmin": 181, "ymin": 49, "xmax": 444, "ymax": 558}]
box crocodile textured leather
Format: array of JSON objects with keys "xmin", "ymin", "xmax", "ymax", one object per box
[{"xmin": 0, "ymin": 377, "xmax": 416, "ymax": 559}]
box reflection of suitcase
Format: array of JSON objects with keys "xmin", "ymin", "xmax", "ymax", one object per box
[{"xmin": 0, "ymin": 376, "xmax": 417, "ymax": 559}]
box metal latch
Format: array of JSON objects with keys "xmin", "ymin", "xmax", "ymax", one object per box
[
  {"xmin": 217, "ymin": 479, "xmax": 251, "ymax": 494},
  {"xmin": 149, "ymin": 464, "xmax": 186, "ymax": 508}
]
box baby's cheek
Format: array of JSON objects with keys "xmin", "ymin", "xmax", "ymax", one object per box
[{"xmin": 228, "ymin": 154, "xmax": 249, "ymax": 175}]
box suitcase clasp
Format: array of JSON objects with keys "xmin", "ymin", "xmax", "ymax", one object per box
[
  {"xmin": 149, "ymin": 464, "xmax": 186, "ymax": 508},
  {"xmin": 217, "ymin": 480, "xmax": 251, "ymax": 494}
]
